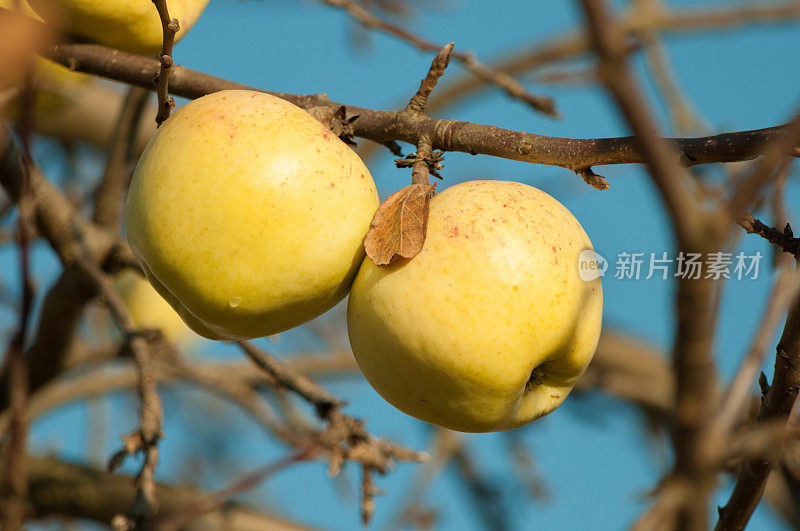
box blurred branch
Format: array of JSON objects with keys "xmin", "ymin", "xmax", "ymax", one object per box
[
  {"xmin": 16, "ymin": 456, "xmax": 312, "ymax": 530},
  {"xmin": 765, "ymin": 449, "xmax": 800, "ymax": 528},
  {"xmin": 451, "ymin": 439, "xmax": 509, "ymax": 531},
  {"xmin": 715, "ymin": 422, "xmax": 799, "ymax": 469},
  {"xmin": 0, "ymin": 130, "xmax": 139, "ymax": 412},
  {"xmin": 575, "ymin": 330, "xmax": 676, "ymax": 419},
  {"xmin": 152, "ymin": 449, "xmax": 311, "ymax": 531},
  {"xmin": 34, "ymin": 78, "xmax": 156, "ymax": 154},
  {"xmin": 92, "ymin": 86, "xmax": 149, "ymax": 230},
  {"xmin": 580, "ymin": 0, "xmax": 699, "ymax": 238},
  {"xmin": 0, "ymin": 351, "xmax": 358, "ymax": 433},
  {"xmin": 728, "ymin": 108, "xmax": 800, "ymax": 220},
  {"xmin": 318, "ymin": 0, "xmax": 557, "ymax": 116},
  {"xmin": 504, "ymin": 431, "xmax": 551, "ymax": 502},
  {"xmin": 579, "ymin": 2, "xmax": 725, "ymax": 530},
  {"xmin": 632, "ymin": 0, "xmax": 705, "ymax": 135},
  {"xmin": 426, "ymin": 1, "xmax": 800, "ymax": 115},
  {"xmin": 5, "ymin": 330, "xmax": 676, "ymax": 432},
  {"xmin": 388, "ymin": 429, "xmax": 460, "ymax": 530},
  {"xmin": 738, "ymin": 213, "xmax": 800, "ymax": 260},
  {"xmin": 632, "ymin": 478, "xmax": 692, "ymax": 531},
  {"xmin": 769, "ymin": 167, "xmax": 793, "ymax": 269}
]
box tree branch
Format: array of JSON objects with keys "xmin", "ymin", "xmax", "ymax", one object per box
[
  {"xmin": 18, "ymin": 456, "xmax": 312, "ymax": 530},
  {"xmin": 73, "ymin": 257, "xmax": 163, "ymax": 526},
  {"xmin": 579, "ymin": 0, "xmax": 699, "ymax": 240},
  {"xmin": 1, "ymin": 59, "xmax": 37, "ymax": 531},
  {"xmin": 238, "ymin": 342, "xmax": 342, "ymax": 419},
  {"xmin": 0, "ymin": 11, "xmax": 780, "ymax": 185},
  {"xmin": 318, "ymin": 0, "xmax": 557, "ymax": 116},
  {"xmin": 238, "ymin": 341, "xmax": 427, "ymax": 524}
]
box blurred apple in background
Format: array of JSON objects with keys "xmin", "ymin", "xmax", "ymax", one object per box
[{"xmin": 26, "ymin": 0, "xmax": 210, "ymax": 55}]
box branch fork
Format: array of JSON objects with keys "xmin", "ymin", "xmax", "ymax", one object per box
[
  {"xmin": 307, "ymin": 105, "xmax": 359, "ymax": 146},
  {"xmin": 395, "ymin": 142, "xmax": 445, "ymax": 183}
]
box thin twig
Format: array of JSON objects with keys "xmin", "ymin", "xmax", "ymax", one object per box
[
  {"xmin": 73, "ymin": 257, "xmax": 163, "ymax": 526},
  {"xmin": 425, "ymin": 1, "xmax": 800, "ymax": 116},
  {"xmin": 728, "ymin": 107, "xmax": 800, "ymax": 219},
  {"xmin": 407, "ymin": 42, "xmax": 453, "ymax": 114},
  {"xmin": 152, "ymin": 0, "xmax": 179, "ymax": 126},
  {"xmin": 318, "ymin": 0, "xmax": 557, "ymax": 116},
  {"xmin": 409, "ymin": 136, "xmax": 434, "ymax": 185},
  {"xmin": 402, "ymin": 44, "xmax": 452, "ymax": 186},
  {"xmin": 238, "ymin": 341, "xmax": 342, "ymax": 418},
  {"xmin": 738, "ymin": 213, "xmax": 800, "ymax": 260},
  {"xmin": 633, "ymin": 0, "xmax": 705, "ymax": 135}
]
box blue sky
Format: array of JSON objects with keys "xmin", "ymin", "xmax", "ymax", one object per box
[{"xmin": 19, "ymin": 0, "xmax": 800, "ymax": 529}]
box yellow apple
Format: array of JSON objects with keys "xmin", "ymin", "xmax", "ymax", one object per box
[
  {"xmin": 114, "ymin": 270, "xmax": 197, "ymax": 346},
  {"xmin": 347, "ymin": 180, "xmax": 603, "ymax": 432},
  {"xmin": 125, "ymin": 90, "xmax": 379, "ymax": 340},
  {"xmin": 26, "ymin": 0, "xmax": 209, "ymax": 55}
]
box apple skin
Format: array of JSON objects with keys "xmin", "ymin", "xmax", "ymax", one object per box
[
  {"xmin": 125, "ymin": 90, "xmax": 379, "ymax": 340},
  {"xmin": 26, "ymin": 0, "xmax": 209, "ymax": 55},
  {"xmin": 347, "ymin": 180, "xmax": 602, "ymax": 433}
]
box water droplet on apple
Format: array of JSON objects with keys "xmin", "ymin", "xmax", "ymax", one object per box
[{"xmin": 229, "ymin": 297, "xmax": 241, "ymax": 308}]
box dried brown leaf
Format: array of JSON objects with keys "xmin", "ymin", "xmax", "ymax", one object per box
[{"xmin": 364, "ymin": 183, "xmax": 435, "ymax": 265}]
